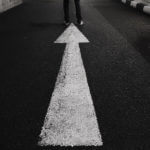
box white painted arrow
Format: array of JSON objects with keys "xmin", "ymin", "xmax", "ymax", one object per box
[{"xmin": 39, "ymin": 23, "xmax": 103, "ymax": 146}]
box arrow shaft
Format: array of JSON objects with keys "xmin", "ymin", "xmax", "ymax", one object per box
[
  {"xmin": 39, "ymin": 42, "xmax": 102, "ymax": 146},
  {"xmin": 39, "ymin": 24, "xmax": 102, "ymax": 146},
  {"xmin": 56, "ymin": 42, "xmax": 82, "ymax": 85}
]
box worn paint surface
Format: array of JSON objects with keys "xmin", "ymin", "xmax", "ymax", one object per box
[{"xmin": 39, "ymin": 24, "xmax": 103, "ymax": 146}]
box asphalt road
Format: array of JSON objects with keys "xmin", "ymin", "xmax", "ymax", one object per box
[{"xmin": 1, "ymin": 0, "xmax": 150, "ymax": 149}]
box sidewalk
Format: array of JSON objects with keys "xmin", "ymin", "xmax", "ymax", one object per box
[
  {"xmin": 121, "ymin": 0, "xmax": 150, "ymax": 15},
  {"xmin": 0, "ymin": 0, "xmax": 23, "ymax": 13}
]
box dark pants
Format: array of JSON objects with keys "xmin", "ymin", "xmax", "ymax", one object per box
[{"xmin": 63, "ymin": 0, "xmax": 82, "ymax": 22}]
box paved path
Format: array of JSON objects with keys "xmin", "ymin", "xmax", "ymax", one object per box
[{"xmin": 1, "ymin": 0, "xmax": 150, "ymax": 149}]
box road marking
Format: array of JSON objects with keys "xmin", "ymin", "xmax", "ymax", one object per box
[
  {"xmin": 130, "ymin": 1, "xmax": 138, "ymax": 8},
  {"xmin": 39, "ymin": 23, "xmax": 103, "ymax": 146}
]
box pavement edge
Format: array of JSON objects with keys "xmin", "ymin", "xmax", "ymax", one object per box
[{"xmin": 121, "ymin": 0, "xmax": 150, "ymax": 15}]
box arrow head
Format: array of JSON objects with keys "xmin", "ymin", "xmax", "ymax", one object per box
[{"xmin": 55, "ymin": 23, "xmax": 89, "ymax": 43}]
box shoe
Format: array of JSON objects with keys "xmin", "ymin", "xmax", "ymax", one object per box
[
  {"xmin": 77, "ymin": 20, "xmax": 84, "ymax": 26},
  {"xmin": 64, "ymin": 21, "xmax": 70, "ymax": 26}
]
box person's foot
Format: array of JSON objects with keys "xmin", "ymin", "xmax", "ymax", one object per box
[
  {"xmin": 64, "ymin": 21, "xmax": 70, "ymax": 26},
  {"xmin": 77, "ymin": 20, "xmax": 84, "ymax": 26}
]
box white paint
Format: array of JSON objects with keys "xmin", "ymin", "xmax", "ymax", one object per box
[
  {"xmin": 121, "ymin": 0, "xmax": 126, "ymax": 4},
  {"xmin": 143, "ymin": 6, "xmax": 150, "ymax": 14},
  {"xmin": 130, "ymin": 1, "xmax": 138, "ymax": 8},
  {"xmin": 136, "ymin": 0, "xmax": 150, "ymax": 5},
  {"xmin": 39, "ymin": 23, "xmax": 103, "ymax": 146}
]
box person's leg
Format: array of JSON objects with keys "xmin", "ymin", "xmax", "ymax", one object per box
[
  {"xmin": 74, "ymin": 0, "xmax": 82, "ymax": 23},
  {"xmin": 63, "ymin": 0, "xmax": 70, "ymax": 23}
]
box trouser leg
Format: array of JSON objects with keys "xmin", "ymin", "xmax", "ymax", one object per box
[
  {"xmin": 63, "ymin": 0, "xmax": 69, "ymax": 22},
  {"xmin": 74, "ymin": 0, "xmax": 82, "ymax": 22}
]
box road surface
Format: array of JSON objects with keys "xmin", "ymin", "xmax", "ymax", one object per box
[{"xmin": 1, "ymin": 0, "xmax": 150, "ymax": 149}]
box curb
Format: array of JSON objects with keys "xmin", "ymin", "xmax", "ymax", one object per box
[{"xmin": 121, "ymin": 0, "xmax": 150, "ymax": 15}]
